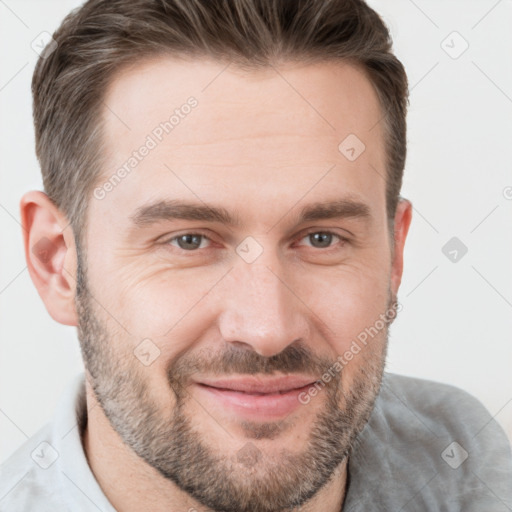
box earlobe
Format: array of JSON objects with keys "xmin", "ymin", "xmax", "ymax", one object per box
[
  {"xmin": 390, "ymin": 198, "xmax": 413, "ymax": 295},
  {"xmin": 20, "ymin": 191, "xmax": 79, "ymax": 326}
]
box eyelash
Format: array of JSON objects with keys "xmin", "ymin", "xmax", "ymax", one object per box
[{"xmin": 163, "ymin": 230, "xmax": 348, "ymax": 253}]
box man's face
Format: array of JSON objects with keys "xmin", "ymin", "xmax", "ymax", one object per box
[{"xmin": 77, "ymin": 57, "xmax": 402, "ymax": 512}]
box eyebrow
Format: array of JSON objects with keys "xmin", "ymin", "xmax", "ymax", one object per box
[{"xmin": 129, "ymin": 198, "xmax": 372, "ymax": 229}]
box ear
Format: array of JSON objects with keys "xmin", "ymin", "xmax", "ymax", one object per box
[
  {"xmin": 20, "ymin": 191, "xmax": 79, "ymax": 326},
  {"xmin": 390, "ymin": 198, "xmax": 412, "ymax": 296}
]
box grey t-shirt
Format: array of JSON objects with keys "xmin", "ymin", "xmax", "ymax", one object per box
[{"xmin": 1, "ymin": 372, "xmax": 511, "ymax": 511}]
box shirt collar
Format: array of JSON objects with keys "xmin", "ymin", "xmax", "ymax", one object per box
[{"xmin": 53, "ymin": 372, "xmax": 117, "ymax": 511}]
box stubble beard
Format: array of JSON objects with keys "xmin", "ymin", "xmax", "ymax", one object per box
[{"xmin": 75, "ymin": 249, "xmax": 392, "ymax": 512}]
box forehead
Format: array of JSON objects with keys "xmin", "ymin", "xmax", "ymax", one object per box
[
  {"xmin": 102, "ymin": 55, "xmax": 383, "ymax": 147},
  {"xmin": 96, "ymin": 56, "xmax": 386, "ymax": 227}
]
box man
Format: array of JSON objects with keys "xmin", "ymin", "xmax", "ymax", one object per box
[{"xmin": 1, "ymin": 0, "xmax": 511, "ymax": 510}]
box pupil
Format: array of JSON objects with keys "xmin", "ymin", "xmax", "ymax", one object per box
[
  {"xmin": 311, "ymin": 232, "xmax": 332, "ymax": 248},
  {"xmin": 179, "ymin": 234, "xmax": 201, "ymax": 250}
]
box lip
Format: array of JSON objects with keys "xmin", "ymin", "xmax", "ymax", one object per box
[
  {"xmin": 197, "ymin": 375, "xmax": 318, "ymax": 394},
  {"xmin": 192, "ymin": 375, "xmax": 319, "ymax": 420}
]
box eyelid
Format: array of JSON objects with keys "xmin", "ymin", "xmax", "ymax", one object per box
[{"xmin": 158, "ymin": 229, "xmax": 214, "ymax": 244}]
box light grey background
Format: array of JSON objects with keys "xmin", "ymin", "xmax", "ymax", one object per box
[{"xmin": 1, "ymin": 0, "xmax": 511, "ymax": 464}]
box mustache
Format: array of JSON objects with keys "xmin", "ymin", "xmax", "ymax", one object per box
[{"xmin": 167, "ymin": 342, "xmax": 337, "ymax": 388}]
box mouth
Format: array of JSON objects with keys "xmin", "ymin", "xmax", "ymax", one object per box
[{"xmin": 192, "ymin": 375, "xmax": 319, "ymax": 419}]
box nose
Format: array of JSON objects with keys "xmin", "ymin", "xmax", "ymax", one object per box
[{"xmin": 217, "ymin": 257, "xmax": 310, "ymax": 358}]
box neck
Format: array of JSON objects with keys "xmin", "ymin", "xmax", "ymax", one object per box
[{"xmin": 82, "ymin": 383, "xmax": 348, "ymax": 512}]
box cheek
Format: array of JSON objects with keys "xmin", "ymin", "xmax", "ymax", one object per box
[
  {"xmin": 95, "ymin": 261, "xmax": 228, "ymax": 348},
  {"xmin": 86, "ymin": 236, "xmax": 392, "ymax": 365},
  {"xmin": 301, "ymin": 262, "xmax": 391, "ymax": 355},
  {"xmin": 310, "ymin": 267, "xmax": 391, "ymax": 394}
]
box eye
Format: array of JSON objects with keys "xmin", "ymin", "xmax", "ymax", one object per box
[
  {"xmin": 163, "ymin": 230, "xmax": 347, "ymax": 254},
  {"xmin": 297, "ymin": 231, "xmax": 347, "ymax": 250},
  {"xmin": 167, "ymin": 233, "xmax": 211, "ymax": 251}
]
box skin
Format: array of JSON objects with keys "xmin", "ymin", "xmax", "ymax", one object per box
[{"xmin": 21, "ymin": 56, "xmax": 412, "ymax": 512}]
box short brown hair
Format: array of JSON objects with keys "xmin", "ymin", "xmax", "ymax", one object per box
[{"xmin": 32, "ymin": 0, "xmax": 408, "ymax": 245}]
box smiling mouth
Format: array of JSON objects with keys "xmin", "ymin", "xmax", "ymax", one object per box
[
  {"xmin": 198, "ymin": 382, "xmax": 315, "ymax": 395},
  {"xmin": 200, "ymin": 384, "xmax": 309, "ymax": 396},
  {"xmin": 192, "ymin": 375, "xmax": 319, "ymax": 419},
  {"xmin": 195, "ymin": 375, "xmax": 319, "ymax": 394}
]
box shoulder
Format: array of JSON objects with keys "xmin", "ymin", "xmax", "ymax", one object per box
[
  {"xmin": 344, "ymin": 372, "xmax": 512, "ymax": 512},
  {"xmin": 0, "ymin": 372, "xmax": 114, "ymax": 512},
  {"xmin": 379, "ymin": 372, "xmax": 504, "ymax": 438},
  {"xmin": 377, "ymin": 372, "xmax": 512, "ymax": 473},
  {"xmin": 0, "ymin": 422, "xmax": 66, "ymax": 512}
]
